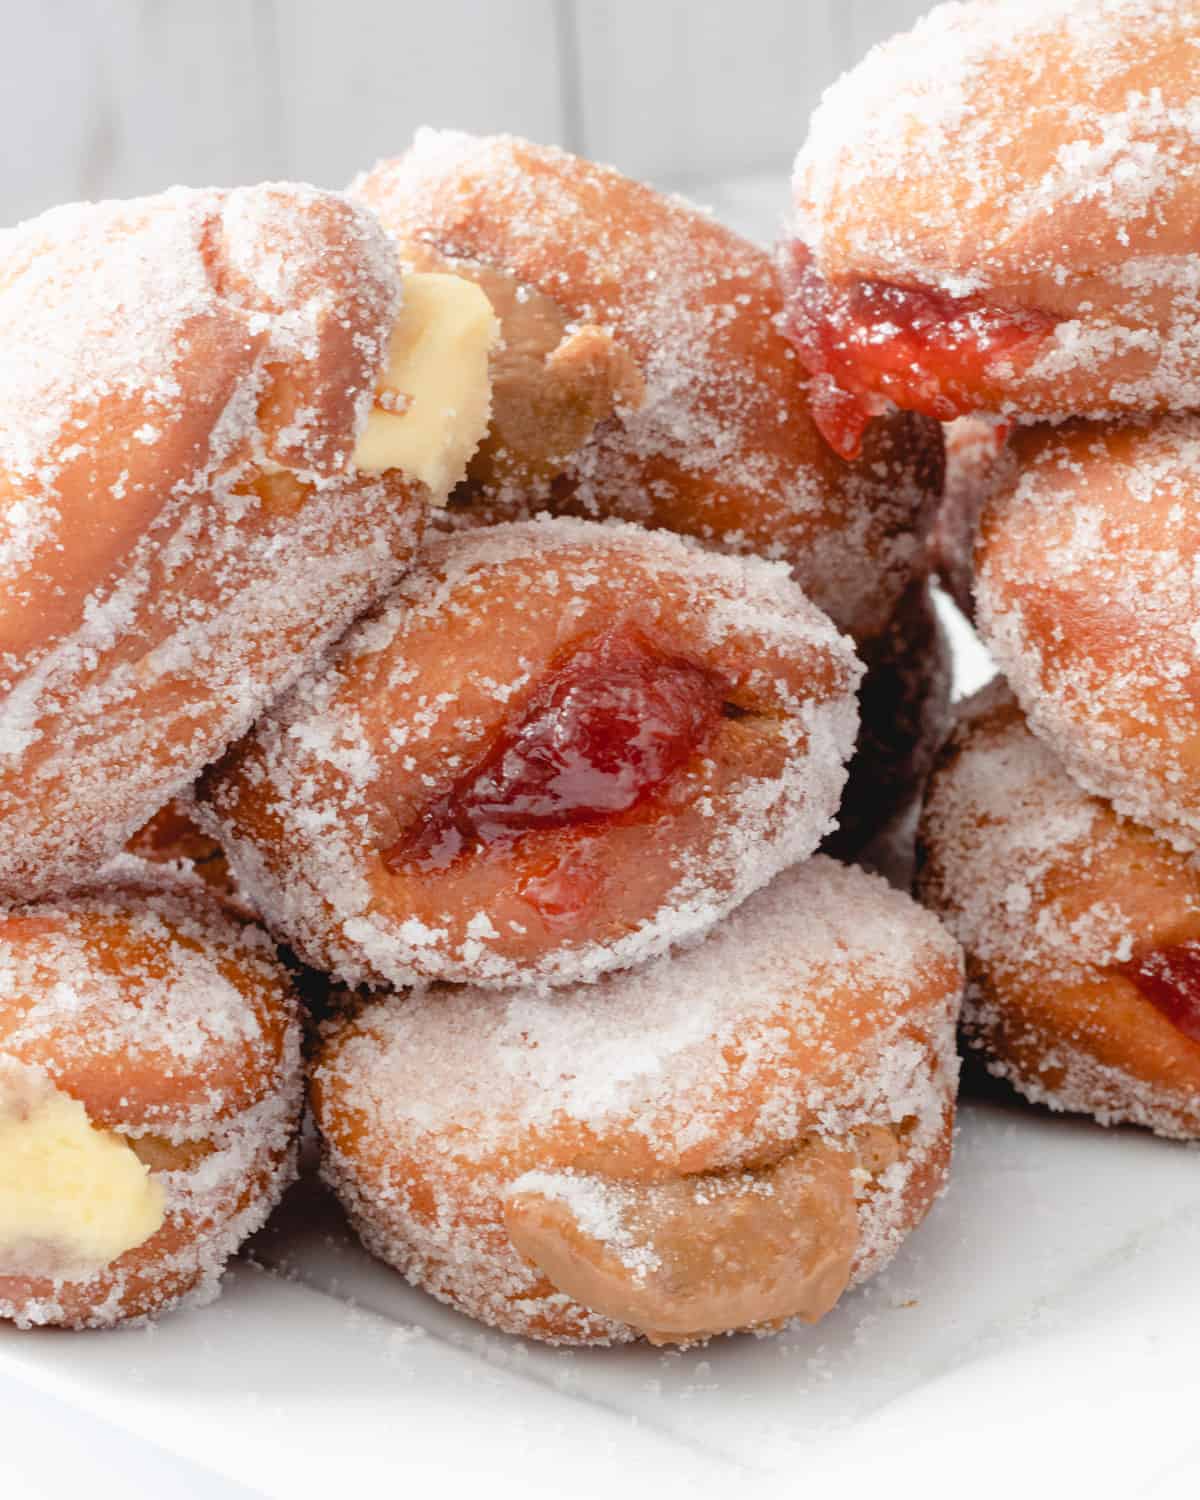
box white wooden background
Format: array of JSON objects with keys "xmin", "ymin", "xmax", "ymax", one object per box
[{"xmin": 0, "ymin": 1, "xmax": 930, "ymax": 232}]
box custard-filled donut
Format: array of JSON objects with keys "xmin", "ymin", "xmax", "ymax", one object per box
[
  {"xmin": 352, "ymin": 130, "xmax": 943, "ymax": 643},
  {"xmin": 825, "ymin": 579, "xmax": 952, "ymax": 859},
  {"xmin": 931, "ymin": 417, "xmax": 1009, "ymax": 622},
  {"xmin": 312, "ymin": 857, "xmax": 962, "ymax": 1346},
  {"xmin": 782, "ymin": 0, "xmax": 1200, "ymax": 457},
  {"xmin": 199, "ymin": 517, "xmax": 861, "ymax": 990},
  {"xmin": 975, "ymin": 414, "xmax": 1200, "ymax": 851},
  {"xmin": 0, "ymin": 183, "xmax": 496, "ymax": 901},
  {"xmin": 919, "ymin": 685, "xmax": 1200, "ymax": 1139},
  {"xmin": 0, "ymin": 864, "xmax": 303, "ymax": 1327}
]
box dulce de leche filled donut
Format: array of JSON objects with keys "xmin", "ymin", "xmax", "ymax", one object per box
[
  {"xmin": 0, "ymin": 864, "xmax": 303, "ymax": 1327},
  {"xmin": 919, "ymin": 685, "xmax": 1200, "ymax": 1140},
  {"xmin": 782, "ymin": 0, "xmax": 1200, "ymax": 458},
  {"xmin": 352, "ymin": 130, "xmax": 942, "ymax": 644},
  {"xmin": 311, "ymin": 857, "xmax": 963, "ymax": 1346},
  {"xmin": 975, "ymin": 414, "xmax": 1200, "ymax": 851},
  {"xmin": 199, "ymin": 517, "xmax": 862, "ymax": 990},
  {"xmin": 0, "ymin": 184, "xmax": 497, "ymax": 901}
]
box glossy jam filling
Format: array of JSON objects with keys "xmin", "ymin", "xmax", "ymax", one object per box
[
  {"xmin": 779, "ymin": 243, "xmax": 1055, "ymax": 459},
  {"xmin": 382, "ymin": 625, "xmax": 725, "ymax": 874},
  {"xmin": 1120, "ymin": 942, "xmax": 1200, "ymax": 1044}
]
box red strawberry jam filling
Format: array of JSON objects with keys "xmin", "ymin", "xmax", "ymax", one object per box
[
  {"xmin": 779, "ymin": 243, "xmax": 1055, "ymax": 459},
  {"xmin": 383, "ymin": 625, "xmax": 725, "ymax": 874},
  {"xmin": 1120, "ymin": 942, "xmax": 1200, "ymax": 1044}
]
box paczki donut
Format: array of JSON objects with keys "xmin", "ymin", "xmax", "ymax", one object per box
[
  {"xmin": 782, "ymin": 0, "xmax": 1200, "ymax": 458},
  {"xmin": 919, "ymin": 685, "xmax": 1200, "ymax": 1140},
  {"xmin": 975, "ymin": 414, "xmax": 1200, "ymax": 851},
  {"xmin": 0, "ymin": 183, "xmax": 497, "ymax": 900},
  {"xmin": 0, "ymin": 864, "xmax": 303, "ymax": 1327},
  {"xmin": 311, "ymin": 857, "xmax": 963, "ymax": 1346},
  {"xmin": 198, "ymin": 516, "xmax": 861, "ymax": 990},
  {"xmin": 352, "ymin": 130, "xmax": 943, "ymax": 644}
]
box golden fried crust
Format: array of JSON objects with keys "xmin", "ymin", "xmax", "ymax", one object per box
[
  {"xmin": 919, "ymin": 686, "xmax": 1200, "ymax": 1138},
  {"xmin": 198, "ymin": 518, "xmax": 862, "ymax": 991},
  {"xmin": 975, "ymin": 415, "xmax": 1200, "ymax": 851},
  {"xmin": 0, "ymin": 867, "xmax": 304, "ymax": 1326},
  {"xmin": 0, "ymin": 185, "xmax": 427, "ymax": 900},
  {"xmin": 353, "ymin": 132, "xmax": 941, "ymax": 642},
  {"xmin": 795, "ymin": 1, "xmax": 1200, "ymax": 298},
  {"xmin": 312, "ymin": 858, "xmax": 962, "ymax": 1345},
  {"xmin": 791, "ymin": 0, "xmax": 1200, "ymax": 419}
]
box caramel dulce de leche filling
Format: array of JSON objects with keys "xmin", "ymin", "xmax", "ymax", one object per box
[
  {"xmin": 353, "ymin": 272, "xmax": 499, "ymax": 497},
  {"xmin": 394, "ymin": 247, "xmax": 645, "ymax": 497},
  {"xmin": 505, "ymin": 1138, "xmax": 868, "ymax": 1344},
  {"xmin": 0, "ymin": 1061, "xmax": 165, "ymax": 1280}
]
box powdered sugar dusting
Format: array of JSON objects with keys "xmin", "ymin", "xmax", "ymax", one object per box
[
  {"xmin": 315, "ymin": 857, "xmax": 963, "ymax": 1344},
  {"xmin": 919, "ymin": 684, "xmax": 1200, "ymax": 1139},
  {"xmin": 203, "ymin": 516, "xmax": 862, "ymax": 990},
  {"xmin": 0, "ymin": 862, "xmax": 303, "ymax": 1326},
  {"xmin": 791, "ymin": 0, "xmax": 1200, "ymax": 420},
  {"xmin": 976, "ymin": 415, "xmax": 1200, "ymax": 850},
  {"xmin": 354, "ymin": 130, "xmax": 940, "ymax": 642},
  {"xmin": 0, "ymin": 183, "xmax": 424, "ymax": 900}
]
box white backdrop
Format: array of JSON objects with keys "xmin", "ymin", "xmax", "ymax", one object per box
[{"xmin": 0, "ymin": 0, "xmax": 931, "ymax": 225}]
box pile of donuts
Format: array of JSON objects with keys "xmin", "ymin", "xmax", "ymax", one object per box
[{"xmin": 0, "ymin": 0, "xmax": 1195, "ymax": 1350}]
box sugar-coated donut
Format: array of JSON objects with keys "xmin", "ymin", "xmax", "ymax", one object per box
[
  {"xmin": 919, "ymin": 685, "xmax": 1200, "ymax": 1139},
  {"xmin": 0, "ymin": 863, "xmax": 303, "ymax": 1327},
  {"xmin": 352, "ymin": 130, "xmax": 943, "ymax": 643},
  {"xmin": 311, "ymin": 857, "xmax": 962, "ymax": 1346},
  {"xmin": 826, "ymin": 580, "xmax": 952, "ymax": 858},
  {"xmin": 931, "ymin": 417, "xmax": 1009, "ymax": 622},
  {"xmin": 782, "ymin": 0, "xmax": 1200, "ymax": 457},
  {"xmin": 198, "ymin": 516, "xmax": 861, "ymax": 990},
  {"xmin": 975, "ymin": 414, "xmax": 1200, "ymax": 852},
  {"xmin": 0, "ymin": 184, "xmax": 495, "ymax": 902}
]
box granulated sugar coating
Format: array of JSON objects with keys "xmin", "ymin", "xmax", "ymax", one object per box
[
  {"xmin": 312, "ymin": 857, "xmax": 963, "ymax": 1346},
  {"xmin": 0, "ymin": 183, "xmax": 428, "ymax": 901},
  {"xmin": 354, "ymin": 130, "xmax": 943, "ymax": 644},
  {"xmin": 0, "ymin": 860, "xmax": 304, "ymax": 1327},
  {"xmin": 787, "ymin": 0, "xmax": 1200, "ymax": 426},
  {"xmin": 199, "ymin": 515, "xmax": 862, "ymax": 991},
  {"xmin": 919, "ymin": 684, "xmax": 1200, "ymax": 1140},
  {"xmin": 975, "ymin": 414, "xmax": 1200, "ymax": 852}
]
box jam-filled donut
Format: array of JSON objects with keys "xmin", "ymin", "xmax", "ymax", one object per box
[
  {"xmin": 931, "ymin": 418, "xmax": 1009, "ymax": 622},
  {"xmin": 0, "ymin": 863, "xmax": 303, "ymax": 1327},
  {"xmin": 0, "ymin": 183, "xmax": 497, "ymax": 901},
  {"xmin": 198, "ymin": 517, "xmax": 861, "ymax": 990},
  {"xmin": 826, "ymin": 579, "xmax": 952, "ymax": 859},
  {"xmin": 312, "ymin": 856, "xmax": 962, "ymax": 1346},
  {"xmin": 919, "ymin": 685, "xmax": 1200, "ymax": 1140},
  {"xmin": 352, "ymin": 130, "xmax": 943, "ymax": 644},
  {"xmin": 782, "ymin": 0, "xmax": 1200, "ymax": 457},
  {"xmin": 975, "ymin": 414, "xmax": 1200, "ymax": 851}
]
